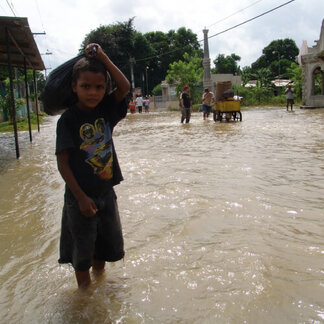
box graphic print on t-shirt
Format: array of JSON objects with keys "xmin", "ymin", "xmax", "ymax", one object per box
[{"xmin": 79, "ymin": 118, "xmax": 113, "ymax": 180}]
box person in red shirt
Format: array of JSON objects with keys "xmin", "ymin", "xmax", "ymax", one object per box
[{"xmin": 129, "ymin": 98, "xmax": 136, "ymax": 113}]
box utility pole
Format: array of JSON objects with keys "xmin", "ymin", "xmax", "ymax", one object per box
[
  {"xmin": 40, "ymin": 51, "xmax": 53, "ymax": 79},
  {"xmin": 203, "ymin": 28, "xmax": 212, "ymax": 91},
  {"xmin": 145, "ymin": 66, "xmax": 149, "ymax": 96},
  {"xmin": 129, "ymin": 57, "xmax": 135, "ymax": 90}
]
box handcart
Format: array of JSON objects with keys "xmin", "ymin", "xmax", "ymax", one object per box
[{"xmin": 213, "ymin": 99, "xmax": 242, "ymax": 122}]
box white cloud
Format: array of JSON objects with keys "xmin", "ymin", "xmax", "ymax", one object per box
[{"xmin": 2, "ymin": 0, "xmax": 324, "ymax": 72}]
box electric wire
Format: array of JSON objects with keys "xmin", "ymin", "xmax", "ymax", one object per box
[
  {"xmin": 205, "ymin": 0, "xmax": 264, "ymax": 28},
  {"xmin": 34, "ymin": 0, "xmax": 46, "ymax": 32},
  {"xmin": 207, "ymin": 0, "xmax": 295, "ymax": 40},
  {"xmin": 134, "ymin": 0, "xmax": 296, "ymax": 64},
  {"xmin": 5, "ymin": 0, "xmax": 16, "ymax": 16}
]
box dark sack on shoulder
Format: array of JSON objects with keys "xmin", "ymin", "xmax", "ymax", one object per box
[{"xmin": 41, "ymin": 54, "xmax": 84, "ymax": 115}]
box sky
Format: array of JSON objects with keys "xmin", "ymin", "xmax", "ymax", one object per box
[{"xmin": 1, "ymin": 0, "xmax": 324, "ymax": 76}]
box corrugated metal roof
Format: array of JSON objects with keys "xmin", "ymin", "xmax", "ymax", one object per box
[{"xmin": 0, "ymin": 16, "xmax": 45, "ymax": 70}]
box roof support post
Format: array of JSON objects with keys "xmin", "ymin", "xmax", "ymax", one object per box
[
  {"xmin": 33, "ymin": 70, "xmax": 40, "ymax": 132},
  {"xmin": 5, "ymin": 26, "xmax": 20, "ymax": 159},
  {"xmin": 24, "ymin": 58, "xmax": 32, "ymax": 142}
]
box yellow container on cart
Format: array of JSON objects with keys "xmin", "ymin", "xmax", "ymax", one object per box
[
  {"xmin": 214, "ymin": 100, "xmax": 240, "ymax": 112},
  {"xmin": 213, "ymin": 99, "xmax": 242, "ymax": 122}
]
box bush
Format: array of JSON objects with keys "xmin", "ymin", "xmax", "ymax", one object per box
[
  {"xmin": 152, "ymin": 84, "xmax": 162, "ymax": 96},
  {"xmin": 0, "ymin": 95, "xmax": 25, "ymax": 121},
  {"xmin": 0, "ymin": 112, "xmax": 45, "ymax": 132},
  {"xmin": 236, "ymin": 86, "xmax": 288, "ymax": 106}
]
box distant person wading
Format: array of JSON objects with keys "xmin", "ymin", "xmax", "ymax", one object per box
[
  {"xmin": 180, "ymin": 85, "xmax": 192, "ymax": 124},
  {"xmin": 202, "ymin": 88, "xmax": 213, "ymax": 120},
  {"xmin": 285, "ymin": 84, "xmax": 295, "ymax": 111}
]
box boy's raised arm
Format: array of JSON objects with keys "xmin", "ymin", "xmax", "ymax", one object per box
[{"xmin": 85, "ymin": 43, "xmax": 130, "ymax": 103}]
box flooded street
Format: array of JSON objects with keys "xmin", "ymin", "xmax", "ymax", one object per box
[{"xmin": 0, "ymin": 107, "xmax": 323, "ymax": 323}]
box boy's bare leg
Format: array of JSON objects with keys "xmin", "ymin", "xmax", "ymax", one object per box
[
  {"xmin": 75, "ymin": 270, "xmax": 91, "ymax": 289},
  {"xmin": 92, "ymin": 259, "xmax": 105, "ymax": 276}
]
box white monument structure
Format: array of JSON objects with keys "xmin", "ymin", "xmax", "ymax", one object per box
[{"xmin": 300, "ymin": 20, "xmax": 324, "ymax": 108}]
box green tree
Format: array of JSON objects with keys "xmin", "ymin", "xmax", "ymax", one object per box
[
  {"xmin": 144, "ymin": 27, "xmax": 202, "ymax": 92},
  {"xmin": 286, "ymin": 62, "xmax": 302, "ymax": 99},
  {"xmin": 80, "ymin": 20, "xmax": 202, "ymax": 95},
  {"xmin": 152, "ymin": 83, "xmax": 162, "ymax": 96},
  {"xmin": 166, "ymin": 52, "xmax": 203, "ymax": 103},
  {"xmin": 80, "ymin": 18, "xmax": 154, "ymax": 92},
  {"xmin": 0, "ymin": 78, "xmax": 25, "ymax": 120},
  {"xmin": 239, "ymin": 66, "xmax": 253, "ymax": 86},
  {"xmin": 212, "ymin": 53, "xmax": 241, "ymax": 74},
  {"xmin": 251, "ymin": 68, "xmax": 272, "ymax": 88},
  {"xmin": 251, "ymin": 38, "xmax": 299, "ymax": 78}
]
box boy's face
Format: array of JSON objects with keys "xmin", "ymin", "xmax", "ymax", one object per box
[{"xmin": 72, "ymin": 71, "xmax": 107, "ymax": 111}]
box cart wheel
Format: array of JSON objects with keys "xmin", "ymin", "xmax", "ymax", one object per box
[
  {"xmin": 232, "ymin": 112, "xmax": 236, "ymax": 121},
  {"xmin": 219, "ymin": 112, "xmax": 223, "ymax": 122},
  {"xmin": 238, "ymin": 111, "xmax": 242, "ymax": 121}
]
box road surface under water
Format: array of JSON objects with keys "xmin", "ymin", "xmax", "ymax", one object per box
[{"xmin": 0, "ymin": 107, "xmax": 323, "ymax": 323}]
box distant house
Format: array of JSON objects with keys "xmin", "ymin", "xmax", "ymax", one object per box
[
  {"xmin": 271, "ymin": 79, "xmax": 292, "ymax": 87},
  {"xmin": 245, "ymin": 80, "xmax": 258, "ymax": 88}
]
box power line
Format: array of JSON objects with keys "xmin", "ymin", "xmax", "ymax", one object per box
[
  {"xmin": 5, "ymin": 0, "xmax": 16, "ymax": 16},
  {"xmin": 207, "ymin": 0, "xmax": 295, "ymax": 40},
  {"xmin": 131, "ymin": 0, "xmax": 296, "ymax": 64},
  {"xmin": 34, "ymin": 0, "xmax": 46, "ymax": 32},
  {"xmin": 206, "ymin": 0, "xmax": 264, "ymax": 29}
]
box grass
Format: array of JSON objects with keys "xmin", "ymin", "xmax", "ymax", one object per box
[{"xmin": 0, "ymin": 113, "xmax": 46, "ymax": 132}]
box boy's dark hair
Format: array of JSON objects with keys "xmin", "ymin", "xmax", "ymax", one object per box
[{"xmin": 72, "ymin": 57, "xmax": 108, "ymax": 83}]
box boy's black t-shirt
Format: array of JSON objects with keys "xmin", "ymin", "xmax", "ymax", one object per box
[{"xmin": 56, "ymin": 94, "xmax": 127, "ymax": 197}]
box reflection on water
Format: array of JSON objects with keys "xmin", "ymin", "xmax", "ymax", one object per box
[{"xmin": 0, "ymin": 107, "xmax": 323, "ymax": 323}]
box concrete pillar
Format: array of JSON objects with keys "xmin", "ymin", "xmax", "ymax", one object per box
[{"xmin": 203, "ymin": 28, "xmax": 212, "ymax": 91}]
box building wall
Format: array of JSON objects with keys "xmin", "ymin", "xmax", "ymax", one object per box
[{"xmin": 301, "ymin": 20, "xmax": 324, "ymax": 108}]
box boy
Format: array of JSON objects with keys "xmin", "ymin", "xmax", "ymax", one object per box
[{"xmin": 56, "ymin": 43, "xmax": 130, "ymax": 289}]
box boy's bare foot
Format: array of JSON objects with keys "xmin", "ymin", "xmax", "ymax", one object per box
[
  {"xmin": 92, "ymin": 268, "xmax": 105, "ymax": 276},
  {"xmin": 92, "ymin": 259, "xmax": 105, "ymax": 276},
  {"xmin": 75, "ymin": 270, "xmax": 91, "ymax": 289}
]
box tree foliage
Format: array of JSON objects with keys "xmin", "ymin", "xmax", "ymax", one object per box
[
  {"xmin": 80, "ymin": 19, "xmax": 202, "ymax": 94},
  {"xmin": 212, "ymin": 53, "xmax": 241, "ymax": 74},
  {"xmin": 286, "ymin": 62, "xmax": 302, "ymax": 99},
  {"xmin": 80, "ymin": 18, "xmax": 154, "ymax": 93},
  {"xmin": 166, "ymin": 52, "xmax": 203, "ymax": 103},
  {"xmin": 251, "ymin": 38, "xmax": 299, "ymax": 78}
]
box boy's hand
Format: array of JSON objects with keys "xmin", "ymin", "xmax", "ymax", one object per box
[
  {"xmin": 78, "ymin": 195, "xmax": 98, "ymax": 218},
  {"xmin": 85, "ymin": 43, "xmax": 107, "ymax": 62}
]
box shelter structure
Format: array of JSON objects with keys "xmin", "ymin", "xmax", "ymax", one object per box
[
  {"xmin": 300, "ymin": 19, "xmax": 324, "ymax": 108},
  {"xmin": 0, "ymin": 16, "xmax": 45, "ymax": 158}
]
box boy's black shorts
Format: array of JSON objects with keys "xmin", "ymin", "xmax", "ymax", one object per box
[{"xmin": 59, "ymin": 188, "xmax": 124, "ymax": 271}]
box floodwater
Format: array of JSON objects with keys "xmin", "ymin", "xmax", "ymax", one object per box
[{"xmin": 0, "ymin": 107, "xmax": 323, "ymax": 324}]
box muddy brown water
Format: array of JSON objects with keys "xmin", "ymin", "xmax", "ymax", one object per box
[{"xmin": 0, "ymin": 107, "xmax": 323, "ymax": 323}]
